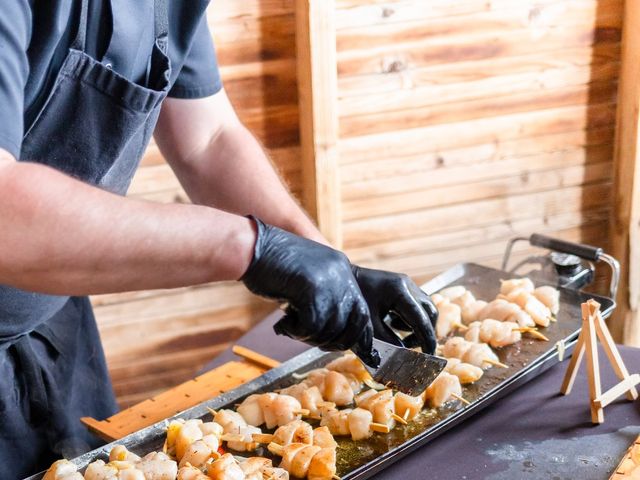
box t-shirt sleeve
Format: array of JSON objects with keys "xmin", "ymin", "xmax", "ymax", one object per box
[
  {"xmin": 0, "ymin": 0, "xmax": 31, "ymax": 158},
  {"xmin": 168, "ymin": 15, "xmax": 223, "ymax": 99}
]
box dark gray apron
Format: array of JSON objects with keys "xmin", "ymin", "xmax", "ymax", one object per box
[{"xmin": 0, "ymin": 0, "xmax": 171, "ymax": 477}]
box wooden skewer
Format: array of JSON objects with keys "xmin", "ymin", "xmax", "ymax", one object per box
[
  {"xmin": 332, "ymin": 475, "xmax": 341, "ymax": 480},
  {"xmin": 402, "ymin": 409, "xmax": 410, "ymax": 421},
  {"xmin": 391, "ymin": 413, "xmax": 408, "ymax": 425},
  {"xmin": 267, "ymin": 442, "xmax": 284, "ymax": 456},
  {"xmin": 451, "ymin": 393, "xmax": 471, "ymax": 405},
  {"xmin": 451, "ymin": 322, "xmax": 468, "ymax": 331},
  {"xmin": 232, "ymin": 345, "xmax": 281, "ymax": 370},
  {"xmin": 483, "ymin": 358, "xmax": 509, "ymax": 369},
  {"xmin": 527, "ymin": 330, "xmax": 550, "ymax": 342},
  {"xmin": 513, "ymin": 327, "xmax": 537, "ymax": 332},
  {"xmin": 221, "ymin": 433, "xmax": 247, "ymax": 443},
  {"xmin": 251, "ymin": 433, "xmax": 274, "ymax": 444},
  {"xmin": 364, "ymin": 378, "xmax": 386, "ymax": 390},
  {"xmin": 294, "ymin": 408, "xmax": 311, "ymax": 416},
  {"xmin": 513, "ymin": 327, "xmax": 550, "ymax": 341},
  {"xmin": 317, "ymin": 401, "xmax": 336, "ymax": 409},
  {"xmin": 207, "ymin": 407, "xmax": 218, "ymax": 418},
  {"xmin": 370, "ymin": 422, "xmax": 391, "ymax": 433}
]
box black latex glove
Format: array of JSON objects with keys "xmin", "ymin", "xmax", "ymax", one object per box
[
  {"xmin": 241, "ymin": 217, "xmax": 378, "ymax": 366},
  {"xmin": 351, "ymin": 265, "xmax": 438, "ymax": 354}
]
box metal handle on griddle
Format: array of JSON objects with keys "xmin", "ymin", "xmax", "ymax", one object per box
[
  {"xmin": 502, "ymin": 234, "xmax": 620, "ymax": 300},
  {"xmin": 529, "ymin": 234, "xmax": 602, "ymax": 261}
]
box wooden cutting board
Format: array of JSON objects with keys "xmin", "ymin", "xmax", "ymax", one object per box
[{"xmin": 82, "ymin": 346, "xmax": 280, "ymax": 441}]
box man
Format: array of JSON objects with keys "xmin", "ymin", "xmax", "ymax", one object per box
[{"xmin": 0, "ymin": 1, "xmax": 437, "ymax": 477}]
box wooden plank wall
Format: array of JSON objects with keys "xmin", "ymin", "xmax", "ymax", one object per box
[
  {"xmin": 91, "ymin": 1, "xmax": 301, "ymax": 407},
  {"xmin": 93, "ymin": 0, "xmax": 623, "ymax": 407},
  {"xmin": 335, "ymin": 0, "xmax": 622, "ymax": 285}
]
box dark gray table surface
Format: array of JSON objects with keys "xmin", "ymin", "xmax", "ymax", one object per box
[{"xmin": 202, "ymin": 311, "xmax": 640, "ymax": 480}]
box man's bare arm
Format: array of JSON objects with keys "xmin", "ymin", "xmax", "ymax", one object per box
[
  {"xmin": 0, "ymin": 149, "xmax": 255, "ymax": 295},
  {"xmin": 154, "ymin": 90, "xmax": 327, "ymax": 245}
]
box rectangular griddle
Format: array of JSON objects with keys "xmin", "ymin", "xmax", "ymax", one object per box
[{"xmin": 25, "ymin": 262, "xmax": 615, "ymax": 480}]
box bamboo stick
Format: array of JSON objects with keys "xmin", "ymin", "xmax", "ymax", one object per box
[{"xmin": 483, "ymin": 358, "xmax": 509, "ymax": 369}]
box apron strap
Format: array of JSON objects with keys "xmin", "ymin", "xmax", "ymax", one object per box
[
  {"xmin": 72, "ymin": 0, "xmax": 169, "ymax": 54},
  {"xmin": 154, "ymin": 0, "xmax": 169, "ymax": 53},
  {"xmin": 148, "ymin": 0, "xmax": 171, "ymax": 90},
  {"xmin": 70, "ymin": 0, "xmax": 89, "ymax": 51}
]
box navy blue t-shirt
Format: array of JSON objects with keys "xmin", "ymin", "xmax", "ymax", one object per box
[{"xmin": 0, "ymin": 0, "xmax": 223, "ymax": 159}]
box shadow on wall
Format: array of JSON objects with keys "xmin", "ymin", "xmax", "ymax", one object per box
[{"xmin": 584, "ymin": 0, "xmax": 620, "ymax": 336}]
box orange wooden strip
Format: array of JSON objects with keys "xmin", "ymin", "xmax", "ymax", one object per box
[
  {"xmin": 81, "ymin": 360, "xmax": 269, "ymax": 441},
  {"xmin": 233, "ymin": 345, "xmax": 282, "ymax": 369}
]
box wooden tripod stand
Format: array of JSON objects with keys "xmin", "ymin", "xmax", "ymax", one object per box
[{"xmin": 560, "ymin": 299, "xmax": 640, "ymax": 423}]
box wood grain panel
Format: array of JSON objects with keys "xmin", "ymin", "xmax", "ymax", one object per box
[
  {"xmin": 342, "ymin": 143, "xmax": 612, "ymax": 200},
  {"xmin": 208, "ymin": 0, "xmax": 294, "ymax": 22},
  {"xmin": 210, "ymin": 14, "xmax": 295, "ymax": 45},
  {"xmin": 216, "ymin": 34, "xmax": 296, "ymax": 67},
  {"xmin": 336, "ymin": 0, "xmax": 621, "ymax": 50},
  {"xmin": 334, "ymin": 0, "xmax": 567, "ymax": 30},
  {"xmin": 339, "ymin": 102, "xmax": 616, "ymax": 163},
  {"xmin": 340, "ymin": 80, "xmax": 617, "ymax": 138},
  {"xmin": 343, "ymin": 160, "xmax": 612, "ymax": 220},
  {"xmin": 94, "ymin": 283, "xmax": 262, "ymax": 326},
  {"xmin": 338, "ymin": 45, "xmax": 620, "ymax": 106},
  {"xmin": 342, "ymin": 182, "xmax": 612, "ymax": 248},
  {"xmin": 338, "ymin": 46, "xmax": 620, "ymax": 115},
  {"xmin": 346, "ymin": 209, "xmax": 611, "ymax": 264},
  {"xmin": 337, "ymin": 20, "xmax": 620, "ymax": 76},
  {"xmin": 341, "ymin": 127, "xmax": 614, "ymax": 183},
  {"xmin": 223, "ymin": 70, "xmax": 298, "ymax": 112}
]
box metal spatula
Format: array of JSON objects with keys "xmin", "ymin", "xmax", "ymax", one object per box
[{"xmin": 354, "ymin": 339, "xmax": 447, "ymax": 396}]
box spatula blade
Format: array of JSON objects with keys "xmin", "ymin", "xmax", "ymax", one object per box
[{"xmin": 357, "ymin": 339, "xmax": 447, "ymax": 396}]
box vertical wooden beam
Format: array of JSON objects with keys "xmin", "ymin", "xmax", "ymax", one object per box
[
  {"xmin": 296, "ymin": 0, "xmax": 342, "ymax": 248},
  {"xmin": 611, "ymin": 0, "xmax": 640, "ymax": 346}
]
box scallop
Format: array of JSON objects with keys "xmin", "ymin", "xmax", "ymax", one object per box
[
  {"xmin": 347, "ymin": 408, "xmax": 373, "ymax": 441},
  {"xmin": 439, "ymin": 286, "xmax": 467, "ymax": 300},
  {"xmin": 237, "ymin": 394, "xmax": 265, "ymax": 427},
  {"xmin": 500, "ymin": 278, "xmax": 535, "ymax": 295},
  {"xmin": 436, "ymin": 302, "xmax": 462, "ymax": 338},
  {"xmin": 533, "ymin": 285, "xmax": 560, "ymax": 315}
]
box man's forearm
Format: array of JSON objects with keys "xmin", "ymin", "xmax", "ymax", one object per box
[
  {"xmin": 0, "ymin": 154, "xmax": 256, "ymax": 295},
  {"xmin": 173, "ymin": 123, "xmax": 325, "ymax": 244},
  {"xmin": 155, "ymin": 94, "xmax": 328, "ymax": 246}
]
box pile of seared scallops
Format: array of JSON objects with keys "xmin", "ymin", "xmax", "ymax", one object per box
[{"xmin": 43, "ymin": 278, "xmax": 559, "ymax": 480}]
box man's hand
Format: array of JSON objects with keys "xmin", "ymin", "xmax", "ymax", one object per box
[
  {"xmin": 156, "ymin": 93, "xmax": 438, "ymax": 357},
  {"xmin": 351, "ymin": 265, "xmax": 438, "ymax": 354},
  {"xmin": 240, "ymin": 217, "xmax": 376, "ymax": 363}
]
